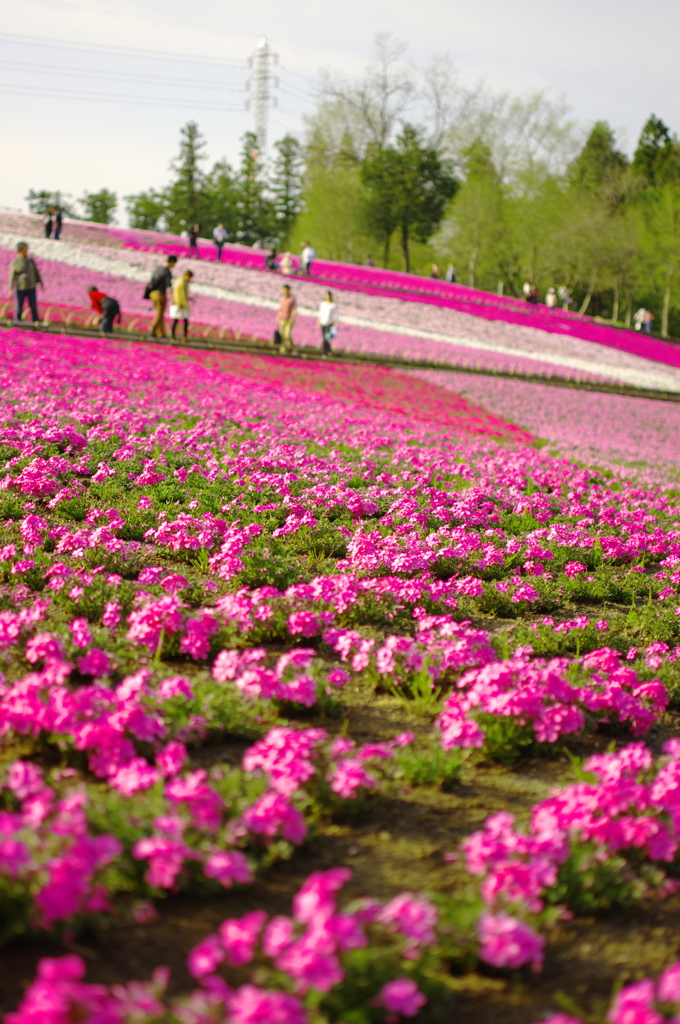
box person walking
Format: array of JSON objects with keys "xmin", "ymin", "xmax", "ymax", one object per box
[
  {"xmin": 365, "ymin": 256, "xmax": 374, "ymax": 267},
  {"xmin": 53, "ymin": 207, "xmax": 63, "ymax": 240},
  {"xmin": 318, "ymin": 290, "xmax": 337, "ymax": 355},
  {"xmin": 445, "ymin": 264, "xmax": 456, "ymax": 283},
  {"xmin": 301, "ymin": 242, "xmax": 316, "ymax": 276},
  {"xmin": 546, "ymin": 287, "xmax": 557, "ymax": 310},
  {"xmin": 145, "ymin": 255, "xmax": 177, "ymax": 338},
  {"xmin": 188, "ymin": 224, "xmax": 201, "ymax": 259},
  {"xmin": 557, "ymin": 284, "xmax": 571, "ymax": 310},
  {"xmin": 9, "ymin": 241, "xmax": 43, "ymax": 325},
  {"xmin": 643, "ymin": 310, "xmax": 655, "ymax": 336},
  {"xmin": 170, "ymin": 269, "xmax": 193, "ymax": 340},
  {"xmin": 277, "ymin": 284, "xmax": 297, "ymax": 352},
  {"xmin": 430, "ymin": 264, "xmax": 440, "ymax": 280},
  {"xmin": 100, "ymin": 295, "xmax": 121, "ymax": 333},
  {"xmin": 213, "ymin": 223, "xmax": 228, "ymax": 262},
  {"xmin": 528, "ymin": 284, "xmax": 539, "ymax": 305},
  {"xmin": 43, "ymin": 207, "xmax": 54, "ymax": 238}
]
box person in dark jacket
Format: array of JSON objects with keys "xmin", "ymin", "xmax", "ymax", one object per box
[
  {"xmin": 9, "ymin": 241, "xmax": 43, "ymax": 325},
  {"xmin": 145, "ymin": 256, "xmax": 177, "ymax": 338},
  {"xmin": 188, "ymin": 224, "xmax": 201, "ymax": 258},
  {"xmin": 100, "ymin": 296, "xmax": 121, "ymax": 333},
  {"xmin": 54, "ymin": 207, "xmax": 63, "ymax": 240},
  {"xmin": 43, "ymin": 208, "xmax": 53, "ymax": 238}
]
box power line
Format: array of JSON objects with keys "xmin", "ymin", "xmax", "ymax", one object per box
[
  {"xmin": 0, "ymin": 82, "xmax": 245, "ymax": 110},
  {"xmin": 0, "ymin": 31, "xmax": 248, "ymax": 67},
  {"xmin": 0, "ymin": 58, "xmax": 245, "ymax": 89}
]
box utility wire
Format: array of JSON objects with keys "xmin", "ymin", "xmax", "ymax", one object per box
[
  {"xmin": 0, "ymin": 58, "xmax": 245, "ymax": 89},
  {"xmin": 0, "ymin": 82, "xmax": 245, "ymax": 110},
  {"xmin": 0, "ymin": 31, "xmax": 248, "ymax": 67}
]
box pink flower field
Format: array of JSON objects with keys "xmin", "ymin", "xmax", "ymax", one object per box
[{"xmin": 2, "ymin": 215, "xmax": 680, "ymax": 1024}]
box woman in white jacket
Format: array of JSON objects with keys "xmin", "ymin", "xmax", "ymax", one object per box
[{"xmin": 317, "ymin": 290, "xmax": 337, "ymax": 355}]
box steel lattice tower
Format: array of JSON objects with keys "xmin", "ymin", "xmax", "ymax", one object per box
[{"xmin": 247, "ymin": 37, "xmax": 278, "ymax": 160}]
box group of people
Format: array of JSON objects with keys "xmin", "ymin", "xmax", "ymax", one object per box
[
  {"xmin": 44, "ymin": 206, "xmax": 62, "ymax": 240},
  {"xmin": 275, "ymin": 283, "xmax": 337, "ymax": 356},
  {"xmin": 522, "ymin": 281, "xmax": 572, "ymax": 310},
  {"xmin": 633, "ymin": 307, "xmax": 655, "ymax": 334},
  {"xmin": 429, "ymin": 264, "xmax": 457, "ymax": 282},
  {"xmin": 264, "ymin": 242, "xmax": 316, "ymax": 277}
]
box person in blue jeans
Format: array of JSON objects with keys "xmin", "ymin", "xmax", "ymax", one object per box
[{"xmin": 8, "ymin": 241, "xmax": 43, "ymax": 325}]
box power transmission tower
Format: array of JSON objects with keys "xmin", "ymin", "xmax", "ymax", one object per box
[{"xmin": 246, "ymin": 37, "xmax": 278, "ymax": 161}]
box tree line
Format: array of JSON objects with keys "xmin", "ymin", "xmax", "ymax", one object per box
[{"xmin": 26, "ymin": 35, "xmax": 680, "ymax": 336}]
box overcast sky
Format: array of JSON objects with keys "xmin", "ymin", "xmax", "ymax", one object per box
[{"xmin": 1, "ymin": 0, "xmax": 679, "ymax": 222}]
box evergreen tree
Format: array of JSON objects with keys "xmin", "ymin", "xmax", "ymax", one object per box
[
  {"xmin": 391, "ymin": 125, "xmax": 457, "ymax": 272},
  {"xmin": 24, "ymin": 189, "xmax": 78, "ymax": 218},
  {"xmin": 360, "ymin": 143, "xmax": 401, "ymax": 266},
  {"xmin": 270, "ymin": 135, "xmax": 304, "ymax": 244},
  {"xmin": 569, "ymin": 121, "xmax": 628, "ymax": 204},
  {"xmin": 80, "ymin": 189, "xmax": 118, "ymax": 224},
  {"xmin": 125, "ymin": 189, "xmax": 167, "ymax": 231},
  {"xmin": 166, "ymin": 121, "xmax": 208, "ymax": 234},
  {"xmin": 204, "ymin": 159, "xmax": 239, "ymax": 236},
  {"xmin": 436, "ymin": 140, "xmax": 504, "ymax": 287},
  {"xmin": 632, "ymin": 116, "xmax": 680, "ymax": 186},
  {"xmin": 235, "ymin": 132, "xmax": 273, "ymax": 245}
]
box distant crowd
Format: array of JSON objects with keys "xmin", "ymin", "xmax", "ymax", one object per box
[{"xmin": 6, "ymin": 220, "xmax": 658, "ymax": 348}]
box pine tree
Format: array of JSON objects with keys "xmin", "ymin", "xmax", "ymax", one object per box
[
  {"xmin": 270, "ymin": 135, "xmax": 304, "ymax": 244},
  {"xmin": 235, "ymin": 132, "xmax": 273, "ymax": 245},
  {"xmin": 166, "ymin": 121, "xmax": 208, "ymax": 234}
]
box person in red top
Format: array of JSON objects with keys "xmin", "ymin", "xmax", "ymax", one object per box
[{"xmin": 88, "ymin": 286, "xmax": 107, "ymax": 315}]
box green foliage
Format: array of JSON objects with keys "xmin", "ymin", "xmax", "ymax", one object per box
[
  {"xmin": 361, "ymin": 125, "xmax": 457, "ymax": 272},
  {"xmin": 271, "ymin": 134, "xmax": 304, "ymax": 244},
  {"xmin": 80, "ymin": 188, "xmax": 118, "ymax": 224},
  {"xmin": 393, "ymin": 741, "xmax": 464, "ymax": 790},
  {"xmin": 24, "ymin": 189, "xmax": 78, "ymax": 218},
  {"xmin": 165, "ymin": 121, "xmax": 209, "ymax": 234},
  {"xmin": 125, "ymin": 189, "xmax": 167, "ymax": 231}
]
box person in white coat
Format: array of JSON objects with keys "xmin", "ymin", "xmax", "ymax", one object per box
[{"xmin": 317, "ymin": 290, "xmax": 337, "ymax": 355}]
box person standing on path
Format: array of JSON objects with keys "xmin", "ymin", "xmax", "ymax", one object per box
[
  {"xmin": 188, "ymin": 224, "xmax": 201, "ymax": 258},
  {"xmin": 53, "ymin": 207, "xmax": 62, "ymax": 240},
  {"xmin": 301, "ymin": 242, "xmax": 316, "ymax": 276},
  {"xmin": 317, "ymin": 290, "xmax": 337, "ymax": 355},
  {"xmin": 643, "ymin": 310, "xmax": 655, "ymax": 335},
  {"xmin": 145, "ymin": 255, "xmax": 177, "ymax": 338},
  {"xmin": 9, "ymin": 241, "xmax": 43, "ymax": 325},
  {"xmin": 445, "ymin": 264, "xmax": 456, "ymax": 283},
  {"xmin": 546, "ymin": 287, "xmax": 557, "ymax": 310},
  {"xmin": 277, "ymin": 284, "xmax": 297, "ymax": 352},
  {"xmin": 43, "ymin": 208, "xmax": 54, "ymax": 238},
  {"xmin": 170, "ymin": 269, "xmax": 193, "ymax": 340},
  {"xmin": 213, "ymin": 223, "xmax": 228, "ymax": 262}
]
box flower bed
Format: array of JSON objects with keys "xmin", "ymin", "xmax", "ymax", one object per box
[{"xmin": 2, "ymin": 323, "xmax": 680, "ymax": 1021}]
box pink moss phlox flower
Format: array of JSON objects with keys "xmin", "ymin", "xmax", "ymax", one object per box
[
  {"xmin": 219, "ymin": 910, "xmax": 268, "ymax": 965},
  {"xmin": 477, "ymin": 911, "xmax": 545, "ymax": 971},
  {"xmin": 378, "ymin": 978, "xmax": 427, "ymax": 1018}
]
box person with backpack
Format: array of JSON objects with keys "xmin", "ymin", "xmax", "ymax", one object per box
[
  {"xmin": 170, "ymin": 269, "xmax": 193, "ymax": 340},
  {"xmin": 144, "ymin": 256, "xmax": 177, "ymax": 338},
  {"xmin": 9, "ymin": 241, "xmax": 43, "ymax": 325}
]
